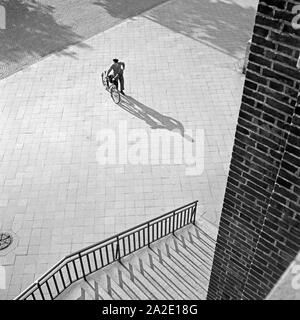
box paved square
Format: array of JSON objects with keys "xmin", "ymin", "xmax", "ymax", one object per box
[{"xmin": 0, "ymin": 0, "xmax": 258, "ymax": 299}]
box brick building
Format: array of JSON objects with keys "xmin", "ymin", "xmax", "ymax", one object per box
[{"xmin": 207, "ymin": 0, "xmax": 300, "ymax": 300}]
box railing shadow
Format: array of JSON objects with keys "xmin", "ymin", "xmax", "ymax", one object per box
[
  {"xmin": 149, "ymin": 245, "xmax": 207, "ymax": 298},
  {"xmin": 14, "ymin": 201, "xmax": 198, "ymax": 300},
  {"xmin": 118, "ymin": 260, "xmax": 162, "ymax": 299}
]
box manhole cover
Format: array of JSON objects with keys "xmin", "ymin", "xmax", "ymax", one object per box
[{"xmin": 0, "ymin": 233, "xmax": 13, "ymax": 250}]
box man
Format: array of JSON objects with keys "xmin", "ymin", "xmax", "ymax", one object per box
[{"xmin": 107, "ymin": 58, "xmax": 125, "ymax": 95}]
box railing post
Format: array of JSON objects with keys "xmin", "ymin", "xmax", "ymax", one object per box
[
  {"xmin": 116, "ymin": 236, "xmax": 121, "ymax": 262},
  {"xmin": 147, "ymin": 222, "xmax": 150, "ymax": 248},
  {"xmin": 172, "ymin": 210, "xmax": 176, "ymax": 234},
  {"xmin": 79, "ymin": 252, "xmax": 86, "ymax": 281},
  {"xmin": 15, "ymin": 201, "xmax": 200, "ymax": 300},
  {"xmin": 192, "ymin": 201, "xmax": 197, "ymax": 224},
  {"xmin": 37, "ymin": 283, "xmax": 45, "ymax": 300}
]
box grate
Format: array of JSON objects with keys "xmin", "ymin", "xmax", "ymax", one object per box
[{"xmin": 0, "ymin": 233, "xmax": 13, "ymax": 250}]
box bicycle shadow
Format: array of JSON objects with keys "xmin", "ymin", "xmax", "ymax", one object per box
[{"xmin": 119, "ymin": 95, "xmax": 194, "ymax": 142}]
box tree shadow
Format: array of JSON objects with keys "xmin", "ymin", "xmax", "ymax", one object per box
[
  {"xmin": 0, "ymin": 0, "xmax": 90, "ymax": 75},
  {"xmin": 142, "ymin": 0, "xmax": 258, "ymax": 60},
  {"xmin": 119, "ymin": 95, "xmax": 194, "ymax": 142},
  {"xmin": 92, "ymin": 0, "xmax": 257, "ymax": 59},
  {"xmin": 92, "ymin": 0, "xmax": 171, "ymax": 19}
]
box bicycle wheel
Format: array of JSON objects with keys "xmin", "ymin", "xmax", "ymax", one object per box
[{"xmin": 111, "ymin": 88, "xmax": 121, "ymax": 104}]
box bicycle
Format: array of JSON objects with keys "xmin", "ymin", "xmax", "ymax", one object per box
[{"xmin": 101, "ymin": 71, "xmax": 121, "ymax": 104}]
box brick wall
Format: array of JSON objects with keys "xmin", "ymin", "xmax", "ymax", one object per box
[{"xmin": 207, "ymin": 0, "xmax": 300, "ymax": 300}]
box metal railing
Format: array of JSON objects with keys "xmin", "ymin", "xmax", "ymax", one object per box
[{"xmin": 15, "ymin": 201, "xmax": 198, "ymax": 300}]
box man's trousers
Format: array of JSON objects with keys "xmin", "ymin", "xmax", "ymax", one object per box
[{"xmin": 115, "ymin": 73, "xmax": 124, "ymax": 91}]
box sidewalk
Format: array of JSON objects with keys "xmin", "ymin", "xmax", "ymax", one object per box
[
  {"xmin": 0, "ymin": 0, "xmax": 258, "ymax": 299},
  {"xmin": 0, "ymin": 0, "xmax": 171, "ymax": 79}
]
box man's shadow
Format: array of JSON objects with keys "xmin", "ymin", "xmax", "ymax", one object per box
[{"xmin": 119, "ymin": 95, "xmax": 194, "ymax": 142}]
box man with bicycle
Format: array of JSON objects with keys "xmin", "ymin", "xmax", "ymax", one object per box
[{"xmin": 107, "ymin": 58, "xmax": 125, "ymax": 95}]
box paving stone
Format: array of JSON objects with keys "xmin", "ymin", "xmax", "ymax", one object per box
[{"xmin": 0, "ymin": 0, "xmax": 258, "ymax": 299}]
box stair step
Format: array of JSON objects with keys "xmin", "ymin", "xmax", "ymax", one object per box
[
  {"xmin": 121, "ymin": 255, "xmax": 169, "ymax": 300},
  {"xmin": 168, "ymin": 236, "xmax": 212, "ymax": 278},
  {"xmin": 56, "ymin": 281, "xmax": 85, "ymax": 300},
  {"xmin": 173, "ymin": 233, "xmax": 213, "ymax": 273},
  {"xmin": 146, "ymin": 250, "xmax": 198, "ymax": 299},
  {"xmin": 179, "ymin": 227, "xmax": 215, "ymax": 259},
  {"xmin": 161, "ymin": 240, "xmax": 210, "ymax": 291},
  {"xmin": 88, "ymin": 269, "xmax": 131, "ymax": 300},
  {"xmin": 117, "ymin": 262, "xmax": 156, "ymax": 299},
  {"xmin": 104, "ymin": 273, "xmax": 132, "ymax": 300},
  {"xmin": 185, "ymin": 231, "xmax": 215, "ymax": 261},
  {"xmin": 129, "ymin": 250, "xmax": 182, "ymax": 300},
  {"xmin": 55, "ymin": 219, "xmax": 217, "ymax": 300},
  {"xmin": 158, "ymin": 239, "xmax": 207, "ymax": 286},
  {"xmin": 150, "ymin": 246, "xmax": 206, "ymax": 298},
  {"xmin": 131, "ymin": 251, "xmax": 184, "ymax": 300},
  {"xmin": 107, "ymin": 263, "xmax": 149, "ymax": 300},
  {"xmin": 92, "ymin": 279, "xmax": 114, "ymax": 300},
  {"xmin": 78, "ymin": 287, "xmax": 88, "ymax": 300},
  {"xmin": 105, "ymin": 267, "xmax": 136, "ymax": 300},
  {"xmin": 80, "ymin": 280, "xmax": 114, "ymax": 300},
  {"xmin": 185, "ymin": 239, "xmax": 215, "ymax": 262},
  {"xmin": 78, "ymin": 282, "xmax": 94, "ymax": 300},
  {"xmin": 189, "ymin": 223, "xmax": 217, "ymax": 246},
  {"xmin": 84, "ymin": 275, "xmax": 115, "ymax": 300}
]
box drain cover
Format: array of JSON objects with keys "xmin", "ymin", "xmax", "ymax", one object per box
[{"xmin": 0, "ymin": 233, "xmax": 13, "ymax": 250}]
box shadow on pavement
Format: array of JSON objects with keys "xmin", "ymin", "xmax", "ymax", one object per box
[
  {"xmin": 92, "ymin": 0, "xmax": 171, "ymax": 19},
  {"xmin": 142, "ymin": 0, "xmax": 258, "ymax": 59},
  {"xmin": 0, "ymin": 0, "xmax": 90, "ymax": 76},
  {"xmin": 119, "ymin": 95, "xmax": 194, "ymax": 142},
  {"xmin": 0, "ymin": 0, "xmax": 172, "ymax": 79}
]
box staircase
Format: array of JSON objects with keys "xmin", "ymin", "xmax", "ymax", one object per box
[
  {"xmin": 57, "ymin": 219, "xmax": 217, "ymax": 300},
  {"xmin": 15, "ymin": 201, "xmax": 218, "ymax": 300}
]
